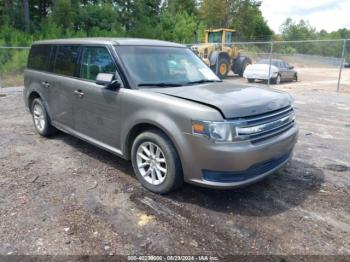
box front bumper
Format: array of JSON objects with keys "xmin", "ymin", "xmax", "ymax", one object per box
[{"xmin": 179, "ymin": 125, "xmax": 298, "ymax": 189}]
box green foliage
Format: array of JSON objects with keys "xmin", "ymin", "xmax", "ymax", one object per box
[
  {"xmin": 280, "ymin": 18, "xmax": 317, "ymax": 41},
  {"xmin": 198, "ymin": 0, "xmax": 273, "ymax": 41},
  {"xmin": 1, "ymin": 0, "xmax": 350, "ymax": 85},
  {"xmin": 229, "ymin": 0, "xmax": 272, "ymax": 41},
  {"xmin": 52, "ymin": 0, "xmax": 75, "ymax": 29},
  {"xmin": 279, "ymin": 18, "xmax": 350, "ymax": 61},
  {"xmin": 165, "ymin": 0, "xmax": 197, "ymax": 16},
  {"xmin": 198, "ymin": 0, "xmax": 228, "ymax": 28},
  {"xmin": 0, "ymin": 50, "xmax": 29, "ymax": 74}
]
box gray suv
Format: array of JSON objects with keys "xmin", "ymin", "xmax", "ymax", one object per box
[{"xmin": 24, "ymin": 38, "xmax": 298, "ymax": 194}]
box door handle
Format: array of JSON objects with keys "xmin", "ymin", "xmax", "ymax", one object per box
[
  {"xmin": 42, "ymin": 81, "xmax": 50, "ymax": 88},
  {"xmin": 74, "ymin": 90, "xmax": 84, "ymax": 97}
]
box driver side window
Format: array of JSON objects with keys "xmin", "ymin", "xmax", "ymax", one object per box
[{"xmin": 80, "ymin": 46, "xmax": 117, "ymax": 81}]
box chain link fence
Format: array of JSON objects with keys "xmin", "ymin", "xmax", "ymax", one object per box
[
  {"xmin": 189, "ymin": 39, "xmax": 349, "ymax": 93},
  {"xmin": 0, "ymin": 39, "xmax": 349, "ymax": 93},
  {"xmin": 0, "ymin": 47, "xmax": 30, "ymax": 89}
]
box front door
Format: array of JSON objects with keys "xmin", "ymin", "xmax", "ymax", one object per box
[
  {"xmin": 74, "ymin": 46, "xmax": 123, "ymax": 152},
  {"xmin": 48, "ymin": 45, "xmax": 81, "ymax": 129}
]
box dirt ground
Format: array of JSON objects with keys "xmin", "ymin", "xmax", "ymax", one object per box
[{"xmin": 0, "ymin": 70, "xmax": 349, "ymax": 258}]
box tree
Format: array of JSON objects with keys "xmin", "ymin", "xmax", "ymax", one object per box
[
  {"xmin": 166, "ymin": 0, "xmax": 197, "ymax": 16},
  {"xmin": 229, "ymin": 0, "xmax": 272, "ymax": 40},
  {"xmin": 198, "ymin": 0, "xmax": 228, "ymax": 28},
  {"xmin": 52, "ymin": 0, "xmax": 74, "ymax": 29},
  {"xmin": 22, "ymin": 0, "xmax": 31, "ymax": 32},
  {"xmin": 129, "ymin": 0, "xmax": 162, "ymax": 38},
  {"xmin": 198, "ymin": 0, "xmax": 273, "ymax": 40},
  {"xmin": 280, "ymin": 18, "xmax": 317, "ymax": 41}
]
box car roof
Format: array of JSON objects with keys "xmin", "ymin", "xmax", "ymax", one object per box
[{"xmin": 33, "ymin": 38, "xmax": 186, "ymax": 47}]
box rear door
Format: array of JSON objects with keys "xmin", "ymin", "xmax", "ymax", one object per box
[
  {"xmin": 26, "ymin": 44, "xmax": 54, "ymax": 109},
  {"xmin": 74, "ymin": 45, "xmax": 123, "ymax": 151},
  {"xmin": 277, "ymin": 61, "xmax": 289, "ymax": 81},
  {"xmin": 284, "ymin": 62, "xmax": 295, "ymax": 80}
]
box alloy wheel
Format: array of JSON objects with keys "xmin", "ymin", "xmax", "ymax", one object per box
[
  {"xmin": 136, "ymin": 142, "xmax": 167, "ymax": 186},
  {"xmin": 276, "ymin": 75, "xmax": 281, "ymax": 84},
  {"xmin": 33, "ymin": 103, "xmax": 46, "ymax": 132}
]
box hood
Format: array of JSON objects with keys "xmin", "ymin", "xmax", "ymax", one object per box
[
  {"xmin": 145, "ymin": 82, "xmax": 292, "ymax": 119},
  {"xmin": 245, "ymin": 63, "xmax": 278, "ymax": 73}
]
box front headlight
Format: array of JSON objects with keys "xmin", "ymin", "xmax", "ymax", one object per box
[{"xmin": 192, "ymin": 120, "xmax": 236, "ymax": 142}]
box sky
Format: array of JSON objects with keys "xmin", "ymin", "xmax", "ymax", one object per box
[{"xmin": 260, "ymin": 0, "xmax": 350, "ymax": 33}]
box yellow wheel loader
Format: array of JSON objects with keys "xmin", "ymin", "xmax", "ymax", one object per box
[{"xmin": 191, "ymin": 28, "xmax": 251, "ymax": 79}]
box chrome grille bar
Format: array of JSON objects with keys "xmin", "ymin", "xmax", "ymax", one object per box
[{"xmin": 230, "ymin": 106, "xmax": 295, "ymax": 143}]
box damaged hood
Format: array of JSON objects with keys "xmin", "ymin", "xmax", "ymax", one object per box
[{"xmin": 145, "ymin": 82, "xmax": 292, "ymax": 118}]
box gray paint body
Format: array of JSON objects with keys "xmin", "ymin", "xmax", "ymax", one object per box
[{"xmin": 24, "ymin": 38, "xmax": 298, "ymax": 189}]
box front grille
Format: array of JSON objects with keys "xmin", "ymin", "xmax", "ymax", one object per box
[{"xmin": 231, "ymin": 106, "xmax": 295, "ymax": 143}]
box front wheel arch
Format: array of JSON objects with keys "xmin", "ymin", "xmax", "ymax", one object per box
[
  {"xmin": 131, "ymin": 129, "xmax": 184, "ymax": 193},
  {"xmin": 28, "ymin": 91, "xmax": 41, "ymax": 113},
  {"xmin": 123, "ymin": 122, "xmax": 181, "ymax": 164}
]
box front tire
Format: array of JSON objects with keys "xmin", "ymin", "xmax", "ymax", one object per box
[
  {"xmin": 31, "ymin": 98, "xmax": 58, "ymax": 137},
  {"xmin": 247, "ymin": 78, "xmax": 255, "ymax": 83},
  {"xmin": 293, "ymin": 73, "xmax": 298, "ymax": 81},
  {"xmin": 214, "ymin": 57, "xmax": 230, "ymax": 79},
  {"xmin": 131, "ymin": 129, "xmax": 183, "ymax": 194},
  {"xmin": 271, "ymin": 74, "xmax": 281, "ymax": 85},
  {"xmin": 238, "ymin": 60, "xmax": 249, "ymax": 77}
]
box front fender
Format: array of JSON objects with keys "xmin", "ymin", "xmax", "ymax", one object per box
[{"xmin": 120, "ymin": 110, "xmax": 187, "ymax": 162}]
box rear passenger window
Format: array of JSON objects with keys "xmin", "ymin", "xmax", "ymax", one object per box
[
  {"xmin": 53, "ymin": 45, "xmax": 80, "ymax": 77},
  {"xmin": 80, "ymin": 46, "xmax": 116, "ymax": 81},
  {"xmin": 28, "ymin": 45, "xmax": 51, "ymax": 71}
]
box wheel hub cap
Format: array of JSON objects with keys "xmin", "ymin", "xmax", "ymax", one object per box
[
  {"xmin": 136, "ymin": 142, "xmax": 167, "ymax": 186},
  {"xmin": 219, "ymin": 64, "xmax": 227, "ymax": 75},
  {"xmin": 33, "ymin": 104, "xmax": 45, "ymax": 132}
]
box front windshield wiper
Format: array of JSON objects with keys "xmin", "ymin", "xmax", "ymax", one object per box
[
  {"xmin": 138, "ymin": 83, "xmax": 183, "ymax": 87},
  {"xmin": 186, "ymin": 79, "xmax": 222, "ymax": 85}
]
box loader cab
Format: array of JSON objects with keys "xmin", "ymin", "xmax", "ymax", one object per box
[{"xmin": 205, "ymin": 29, "xmax": 236, "ymax": 48}]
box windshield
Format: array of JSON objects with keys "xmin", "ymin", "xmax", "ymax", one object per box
[
  {"xmin": 115, "ymin": 46, "xmax": 220, "ymax": 87},
  {"xmin": 208, "ymin": 32, "xmax": 222, "ymax": 44}
]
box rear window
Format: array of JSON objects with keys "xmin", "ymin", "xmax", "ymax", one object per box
[
  {"xmin": 27, "ymin": 45, "xmax": 52, "ymax": 71},
  {"xmin": 53, "ymin": 45, "xmax": 80, "ymax": 77}
]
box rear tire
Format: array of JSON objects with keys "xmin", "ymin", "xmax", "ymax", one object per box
[
  {"xmin": 31, "ymin": 98, "xmax": 58, "ymax": 137},
  {"xmin": 247, "ymin": 78, "xmax": 255, "ymax": 83},
  {"xmin": 131, "ymin": 129, "xmax": 183, "ymax": 194}
]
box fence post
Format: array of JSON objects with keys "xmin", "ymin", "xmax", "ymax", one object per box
[
  {"xmin": 267, "ymin": 41, "xmax": 273, "ymax": 87},
  {"xmin": 337, "ymin": 39, "xmax": 346, "ymax": 92},
  {"xmin": 216, "ymin": 53, "xmax": 219, "ymax": 77}
]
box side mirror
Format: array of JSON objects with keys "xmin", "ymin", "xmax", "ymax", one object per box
[
  {"xmin": 289, "ymin": 66, "xmax": 294, "ymax": 69},
  {"xmin": 96, "ymin": 73, "xmax": 121, "ymax": 89}
]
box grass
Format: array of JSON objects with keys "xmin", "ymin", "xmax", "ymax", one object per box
[{"xmin": 0, "ymin": 73, "xmax": 24, "ymax": 87}]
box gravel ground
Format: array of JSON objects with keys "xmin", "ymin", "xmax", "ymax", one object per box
[{"xmin": 0, "ymin": 80, "xmax": 349, "ymax": 258}]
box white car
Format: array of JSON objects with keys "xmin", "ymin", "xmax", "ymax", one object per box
[{"xmin": 243, "ymin": 59, "xmax": 297, "ymax": 84}]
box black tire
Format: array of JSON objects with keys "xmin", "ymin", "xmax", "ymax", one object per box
[
  {"xmin": 131, "ymin": 129, "xmax": 183, "ymax": 194},
  {"xmin": 31, "ymin": 98, "xmax": 58, "ymax": 137},
  {"xmin": 293, "ymin": 73, "xmax": 298, "ymax": 81},
  {"xmin": 270, "ymin": 74, "xmax": 281, "ymax": 85},
  {"xmin": 214, "ymin": 57, "xmax": 230, "ymax": 79},
  {"xmin": 247, "ymin": 78, "xmax": 255, "ymax": 83},
  {"xmin": 238, "ymin": 60, "xmax": 249, "ymax": 77}
]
